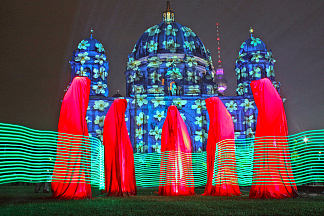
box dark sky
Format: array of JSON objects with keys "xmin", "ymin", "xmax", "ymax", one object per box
[{"xmin": 0, "ymin": 0, "xmax": 323, "ymax": 134}]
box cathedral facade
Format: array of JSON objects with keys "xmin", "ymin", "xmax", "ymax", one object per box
[{"xmin": 68, "ymin": 3, "xmax": 279, "ymax": 153}]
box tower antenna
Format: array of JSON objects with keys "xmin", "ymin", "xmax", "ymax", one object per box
[
  {"xmin": 216, "ymin": 22, "xmax": 222, "ymax": 69},
  {"xmin": 215, "ymin": 22, "xmax": 227, "ymax": 95}
]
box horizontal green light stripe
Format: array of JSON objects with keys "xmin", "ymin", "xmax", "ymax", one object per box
[{"xmin": 1, "ymin": 123, "xmax": 324, "ymax": 188}]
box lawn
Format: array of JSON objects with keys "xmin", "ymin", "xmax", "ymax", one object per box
[{"xmin": 0, "ymin": 185, "xmax": 323, "ymax": 216}]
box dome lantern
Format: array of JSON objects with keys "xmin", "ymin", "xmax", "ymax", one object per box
[{"xmin": 163, "ymin": 1, "xmax": 174, "ymax": 23}]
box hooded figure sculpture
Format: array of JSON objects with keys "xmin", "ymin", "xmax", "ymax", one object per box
[
  {"xmin": 103, "ymin": 99, "xmax": 137, "ymax": 196},
  {"xmin": 159, "ymin": 105, "xmax": 195, "ymax": 196},
  {"xmin": 203, "ymin": 97, "xmax": 241, "ymax": 196},
  {"xmin": 249, "ymin": 78, "xmax": 298, "ymax": 199},
  {"xmin": 52, "ymin": 77, "xmax": 92, "ymax": 199}
]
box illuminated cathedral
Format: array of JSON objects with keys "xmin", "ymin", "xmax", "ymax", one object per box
[{"xmin": 68, "ymin": 2, "xmax": 279, "ymax": 153}]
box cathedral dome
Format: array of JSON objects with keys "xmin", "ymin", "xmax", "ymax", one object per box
[
  {"xmin": 70, "ymin": 30, "xmax": 109, "ymax": 97},
  {"xmin": 129, "ymin": 22, "xmax": 210, "ymax": 60},
  {"xmin": 125, "ymin": 2, "xmax": 217, "ymax": 97}
]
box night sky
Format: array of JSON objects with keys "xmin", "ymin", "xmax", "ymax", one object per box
[{"xmin": 0, "ymin": 0, "xmax": 323, "ymax": 134}]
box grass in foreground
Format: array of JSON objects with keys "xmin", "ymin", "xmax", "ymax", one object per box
[{"xmin": 0, "ymin": 185, "xmax": 324, "ymax": 216}]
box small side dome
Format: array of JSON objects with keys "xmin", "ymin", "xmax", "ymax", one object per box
[
  {"xmin": 77, "ymin": 39, "xmax": 105, "ymax": 53},
  {"xmin": 239, "ymin": 28, "xmax": 267, "ymax": 54},
  {"xmin": 70, "ymin": 30, "xmax": 109, "ymax": 97},
  {"xmin": 235, "ymin": 28, "xmax": 278, "ymax": 96},
  {"xmin": 239, "ymin": 38, "xmax": 267, "ymax": 53}
]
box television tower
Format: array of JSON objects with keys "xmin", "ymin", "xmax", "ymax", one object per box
[{"xmin": 215, "ymin": 22, "xmax": 227, "ymax": 95}]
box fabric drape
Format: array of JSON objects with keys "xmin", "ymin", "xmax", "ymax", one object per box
[
  {"xmin": 52, "ymin": 77, "xmax": 92, "ymax": 199},
  {"xmin": 103, "ymin": 99, "xmax": 136, "ymax": 196},
  {"xmin": 158, "ymin": 105, "xmax": 195, "ymax": 196},
  {"xmin": 203, "ymin": 97, "xmax": 241, "ymax": 196},
  {"xmin": 249, "ymin": 78, "xmax": 298, "ymax": 199}
]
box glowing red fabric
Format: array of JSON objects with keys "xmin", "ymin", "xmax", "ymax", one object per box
[
  {"xmin": 249, "ymin": 78, "xmax": 298, "ymax": 199},
  {"xmin": 158, "ymin": 106, "xmax": 195, "ymax": 196},
  {"xmin": 103, "ymin": 99, "xmax": 136, "ymax": 196},
  {"xmin": 52, "ymin": 77, "xmax": 92, "ymax": 199},
  {"xmin": 203, "ymin": 97, "xmax": 241, "ymax": 196}
]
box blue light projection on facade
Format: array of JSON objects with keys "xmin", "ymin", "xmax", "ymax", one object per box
[{"xmin": 68, "ymin": 3, "xmax": 280, "ymax": 153}]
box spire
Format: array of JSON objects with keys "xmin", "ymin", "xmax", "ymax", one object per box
[
  {"xmin": 216, "ymin": 22, "xmax": 223, "ymax": 70},
  {"xmin": 249, "ymin": 27, "xmax": 254, "ymax": 38},
  {"xmin": 90, "ymin": 28, "xmax": 94, "ymax": 39},
  {"xmin": 163, "ymin": 1, "xmax": 175, "ymax": 23}
]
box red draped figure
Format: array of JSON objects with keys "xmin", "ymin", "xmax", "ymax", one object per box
[
  {"xmin": 159, "ymin": 106, "xmax": 195, "ymax": 196},
  {"xmin": 203, "ymin": 97, "xmax": 241, "ymax": 196},
  {"xmin": 249, "ymin": 78, "xmax": 298, "ymax": 199},
  {"xmin": 52, "ymin": 77, "xmax": 92, "ymax": 199},
  {"xmin": 103, "ymin": 99, "xmax": 137, "ymax": 196}
]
